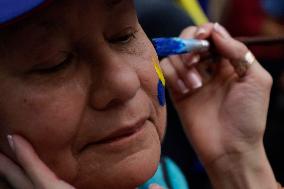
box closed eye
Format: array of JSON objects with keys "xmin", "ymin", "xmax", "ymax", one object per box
[
  {"xmin": 32, "ymin": 52, "xmax": 75, "ymax": 74},
  {"xmin": 109, "ymin": 29, "xmax": 138, "ymax": 44}
]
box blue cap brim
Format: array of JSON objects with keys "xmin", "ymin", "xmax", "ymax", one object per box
[{"xmin": 0, "ymin": 0, "xmax": 49, "ymax": 25}]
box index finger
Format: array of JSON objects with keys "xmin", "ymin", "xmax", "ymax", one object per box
[
  {"xmin": 211, "ymin": 23, "xmax": 259, "ymax": 77},
  {"xmin": 0, "ymin": 153, "xmax": 32, "ymax": 189},
  {"xmin": 8, "ymin": 135, "xmax": 58, "ymax": 185},
  {"xmin": 8, "ymin": 135, "xmax": 75, "ymax": 189}
]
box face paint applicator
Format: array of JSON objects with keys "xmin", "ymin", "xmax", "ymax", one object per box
[
  {"xmin": 152, "ymin": 37, "xmax": 210, "ymax": 57},
  {"xmin": 152, "ymin": 36, "xmax": 284, "ymax": 57}
]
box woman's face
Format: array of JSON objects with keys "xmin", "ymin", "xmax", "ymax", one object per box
[{"xmin": 0, "ymin": 0, "xmax": 166, "ymax": 188}]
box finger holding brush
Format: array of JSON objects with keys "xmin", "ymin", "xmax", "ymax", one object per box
[
  {"xmin": 160, "ymin": 23, "xmax": 280, "ymax": 189},
  {"xmin": 154, "ymin": 24, "xmax": 284, "ymax": 77},
  {"xmin": 159, "ymin": 26, "xmax": 205, "ymax": 94}
]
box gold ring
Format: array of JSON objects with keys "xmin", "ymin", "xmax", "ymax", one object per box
[
  {"xmin": 235, "ymin": 51, "xmax": 256, "ymax": 77},
  {"xmin": 244, "ymin": 51, "xmax": 256, "ymax": 65}
]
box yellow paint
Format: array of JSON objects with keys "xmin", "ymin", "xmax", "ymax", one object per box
[
  {"xmin": 152, "ymin": 57, "xmax": 166, "ymax": 86},
  {"xmin": 176, "ymin": 0, "xmax": 208, "ymax": 26}
]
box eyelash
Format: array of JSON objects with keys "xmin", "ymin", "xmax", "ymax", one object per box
[
  {"xmin": 34, "ymin": 52, "xmax": 75, "ymax": 74},
  {"xmin": 109, "ymin": 30, "xmax": 138, "ymax": 44},
  {"xmin": 33, "ymin": 30, "xmax": 138, "ymax": 74}
]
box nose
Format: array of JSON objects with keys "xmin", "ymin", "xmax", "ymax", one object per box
[{"xmin": 89, "ymin": 54, "xmax": 141, "ymax": 110}]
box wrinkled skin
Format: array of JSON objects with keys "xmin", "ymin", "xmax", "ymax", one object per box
[
  {"xmin": 0, "ymin": 0, "xmax": 279, "ymax": 189},
  {"xmin": 0, "ymin": 0, "xmax": 166, "ymax": 189}
]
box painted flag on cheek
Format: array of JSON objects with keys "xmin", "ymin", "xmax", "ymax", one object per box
[{"xmin": 153, "ymin": 57, "xmax": 166, "ymax": 106}]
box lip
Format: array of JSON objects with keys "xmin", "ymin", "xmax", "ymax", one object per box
[
  {"xmin": 96, "ymin": 119, "xmax": 146, "ymax": 145},
  {"xmin": 80, "ymin": 118, "xmax": 149, "ymax": 152}
]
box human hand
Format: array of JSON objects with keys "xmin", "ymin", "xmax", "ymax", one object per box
[
  {"xmin": 160, "ymin": 23, "xmax": 274, "ymax": 182},
  {"xmin": 0, "ymin": 135, "xmax": 75, "ymax": 189}
]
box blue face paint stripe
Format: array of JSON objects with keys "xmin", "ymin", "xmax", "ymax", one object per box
[{"xmin": 157, "ymin": 80, "xmax": 166, "ymax": 106}]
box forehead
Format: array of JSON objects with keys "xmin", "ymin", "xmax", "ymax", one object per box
[
  {"xmin": 1, "ymin": 0, "xmax": 134, "ymax": 33},
  {"xmin": 0, "ymin": 0, "xmax": 135, "ymax": 56},
  {"xmin": 0, "ymin": 0, "xmax": 127, "ymax": 22},
  {"xmin": 0, "ymin": 0, "xmax": 131, "ymax": 28}
]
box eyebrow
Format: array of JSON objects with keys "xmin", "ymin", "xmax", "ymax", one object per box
[{"xmin": 0, "ymin": 18, "xmax": 60, "ymax": 51}]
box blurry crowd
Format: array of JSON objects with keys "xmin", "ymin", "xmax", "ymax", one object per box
[{"xmin": 135, "ymin": 0, "xmax": 284, "ymax": 188}]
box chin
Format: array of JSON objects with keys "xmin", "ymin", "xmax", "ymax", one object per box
[
  {"xmin": 72, "ymin": 134, "xmax": 162, "ymax": 189},
  {"xmin": 71, "ymin": 119, "xmax": 165, "ymax": 189}
]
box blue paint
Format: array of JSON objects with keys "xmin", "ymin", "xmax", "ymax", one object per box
[
  {"xmin": 152, "ymin": 37, "xmax": 209, "ymax": 57},
  {"xmin": 157, "ymin": 80, "xmax": 166, "ymax": 106},
  {"xmin": 0, "ymin": 0, "xmax": 47, "ymax": 24}
]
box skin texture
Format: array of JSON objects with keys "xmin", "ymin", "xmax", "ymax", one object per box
[
  {"xmin": 0, "ymin": 0, "xmax": 166, "ymax": 189},
  {"xmin": 0, "ymin": 1, "xmax": 280, "ymax": 189},
  {"xmin": 161, "ymin": 23, "xmax": 278, "ymax": 189}
]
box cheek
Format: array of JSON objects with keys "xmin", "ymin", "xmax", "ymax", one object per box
[
  {"xmin": 8, "ymin": 89, "xmax": 80, "ymax": 137},
  {"xmin": 156, "ymin": 105, "xmax": 167, "ymax": 142},
  {"xmin": 0, "ymin": 79, "xmax": 87, "ymax": 180},
  {"xmin": 136, "ymin": 44, "xmax": 166, "ymax": 106},
  {"xmin": 136, "ymin": 53, "xmax": 167, "ymax": 139}
]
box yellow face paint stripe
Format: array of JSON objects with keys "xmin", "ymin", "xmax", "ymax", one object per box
[{"xmin": 153, "ymin": 57, "xmax": 166, "ymax": 86}]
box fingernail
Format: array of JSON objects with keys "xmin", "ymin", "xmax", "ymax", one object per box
[
  {"xmin": 195, "ymin": 28, "xmax": 207, "ymax": 37},
  {"xmin": 7, "ymin": 135, "xmax": 15, "ymax": 152},
  {"xmin": 187, "ymin": 72, "xmax": 202, "ymax": 89},
  {"xmin": 191, "ymin": 55, "xmax": 200, "ymax": 65},
  {"xmin": 149, "ymin": 184, "xmax": 164, "ymax": 189},
  {"xmin": 177, "ymin": 79, "xmax": 190, "ymax": 94},
  {"xmin": 213, "ymin": 22, "xmax": 230, "ymax": 39},
  {"xmin": 184, "ymin": 55, "xmax": 200, "ymax": 66}
]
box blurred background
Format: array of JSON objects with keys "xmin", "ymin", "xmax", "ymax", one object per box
[{"xmin": 134, "ymin": 0, "xmax": 284, "ymax": 188}]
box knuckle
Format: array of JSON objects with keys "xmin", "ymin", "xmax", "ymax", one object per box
[
  {"xmin": 255, "ymin": 68, "xmax": 273, "ymax": 88},
  {"xmin": 227, "ymin": 42, "xmax": 249, "ymax": 62},
  {"xmin": 181, "ymin": 26, "xmax": 196, "ymax": 33},
  {"xmin": 160, "ymin": 59, "xmax": 176, "ymax": 78},
  {"xmin": 200, "ymin": 22, "xmax": 215, "ymax": 30},
  {"xmin": 164, "ymin": 65, "xmax": 176, "ymax": 79},
  {"xmin": 159, "ymin": 58, "xmax": 169, "ymax": 69},
  {"xmin": 234, "ymin": 42, "xmax": 249, "ymax": 59},
  {"xmin": 262, "ymin": 71, "xmax": 273, "ymax": 88},
  {"xmin": 180, "ymin": 26, "xmax": 197, "ymax": 38}
]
